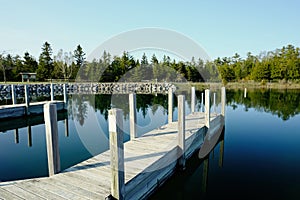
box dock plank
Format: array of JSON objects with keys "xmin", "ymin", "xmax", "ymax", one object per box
[{"xmin": 0, "ymin": 187, "xmax": 25, "ymax": 200}]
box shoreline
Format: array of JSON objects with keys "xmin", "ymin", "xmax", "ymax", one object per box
[
  {"xmin": 2, "ymin": 81, "xmax": 300, "ymax": 90},
  {"xmin": 190, "ymin": 82, "xmax": 300, "ymax": 90}
]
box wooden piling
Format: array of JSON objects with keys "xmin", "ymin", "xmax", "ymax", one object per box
[
  {"xmin": 14, "ymin": 129, "xmax": 19, "ymax": 144},
  {"xmin": 201, "ymin": 92, "xmax": 204, "ymax": 112},
  {"xmin": 129, "ymin": 93, "xmax": 137, "ymax": 140},
  {"xmin": 108, "ymin": 108, "xmax": 125, "ymax": 200},
  {"xmin": 205, "ymin": 89, "xmax": 210, "ymax": 128},
  {"xmin": 63, "ymin": 84, "xmax": 68, "ymax": 104},
  {"xmin": 27, "ymin": 125, "xmax": 32, "ymax": 147},
  {"xmin": 213, "ymin": 92, "xmax": 216, "ymax": 114},
  {"xmin": 168, "ymin": 88, "xmax": 173, "ymax": 123},
  {"xmin": 24, "ymin": 85, "xmax": 30, "ymax": 115},
  {"xmin": 219, "ymin": 139, "xmax": 224, "ymax": 168},
  {"xmin": 50, "ymin": 83, "xmax": 54, "ymax": 101},
  {"xmin": 202, "ymin": 156, "xmax": 209, "ymax": 193},
  {"xmin": 44, "ymin": 103, "xmax": 60, "ymax": 176},
  {"xmin": 178, "ymin": 95, "xmax": 186, "ymax": 170},
  {"xmin": 221, "ymin": 87, "xmax": 226, "ymax": 117},
  {"xmin": 191, "ymin": 87, "xmax": 195, "ymax": 113},
  {"xmin": 64, "ymin": 119, "xmax": 69, "ymax": 137},
  {"xmin": 11, "ymin": 84, "xmax": 17, "ymax": 105}
]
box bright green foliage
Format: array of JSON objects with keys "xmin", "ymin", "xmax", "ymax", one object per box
[{"xmin": 217, "ymin": 44, "xmax": 300, "ymax": 83}]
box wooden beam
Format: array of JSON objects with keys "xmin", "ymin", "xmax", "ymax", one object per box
[
  {"xmin": 168, "ymin": 88, "xmax": 173, "ymax": 123},
  {"xmin": 178, "ymin": 95, "xmax": 186, "ymax": 170},
  {"xmin": 191, "ymin": 87, "xmax": 195, "ymax": 113},
  {"xmin": 221, "ymin": 87, "xmax": 226, "ymax": 117},
  {"xmin": 129, "ymin": 93, "xmax": 137, "ymax": 140},
  {"xmin": 205, "ymin": 89, "xmax": 210, "ymax": 128},
  {"xmin": 44, "ymin": 103, "xmax": 61, "ymax": 176},
  {"xmin": 108, "ymin": 108, "xmax": 125, "ymax": 200}
]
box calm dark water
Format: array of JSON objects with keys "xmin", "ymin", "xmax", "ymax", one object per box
[
  {"xmin": 150, "ymin": 89, "xmax": 300, "ymax": 200},
  {"xmin": 1, "ymin": 89, "xmax": 300, "ymax": 200}
]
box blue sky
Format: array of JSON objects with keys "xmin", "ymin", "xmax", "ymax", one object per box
[{"xmin": 1, "ymin": 0, "xmax": 300, "ymax": 60}]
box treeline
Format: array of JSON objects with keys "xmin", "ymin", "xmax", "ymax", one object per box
[
  {"xmin": 81, "ymin": 51, "xmax": 219, "ymax": 82},
  {"xmin": 0, "ymin": 42, "xmax": 85, "ymax": 82},
  {"xmin": 1, "ymin": 42, "xmax": 300, "ymax": 83},
  {"xmin": 217, "ymin": 44, "xmax": 300, "ymax": 83},
  {"xmin": 0, "ymin": 41, "xmax": 219, "ymax": 82}
]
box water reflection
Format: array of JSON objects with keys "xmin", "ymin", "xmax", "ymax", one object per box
[
  {"xmin": 149, "ymin": 129, "xmax": 225, "ymax": 200},
  {"xmin": 227, "ymin": 89, "xmax": 300, "ymax": 120}
]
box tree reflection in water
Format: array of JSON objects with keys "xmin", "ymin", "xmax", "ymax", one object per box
[{"xmin": 227, "ymin": 89, "xmax": 300, "ymax": 120}]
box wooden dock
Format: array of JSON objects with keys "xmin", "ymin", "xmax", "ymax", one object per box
[
  {"xmin": 0, "ymin": 114, "xmax": 223, "ymax": 200},
  {"xmin": 0, "ymin": 87, "xmax": 226, "ymax": 200},
  {"xmin": 0, "ymin": 84, "xmax": 67, "ymax": 120},
  {"xmin": 0, "ymin": 101, "xmax": 66, "ymax": 120}
]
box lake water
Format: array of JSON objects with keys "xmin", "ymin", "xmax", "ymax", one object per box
[
  {"xmin": 150, "ymin": 89, "xmax": 300, "ymax": 200},
  {"xmin": 1, "ymin": 89, "xmax": 300, "ymax": 199}
]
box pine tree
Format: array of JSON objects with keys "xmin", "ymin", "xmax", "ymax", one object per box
[{"xmin": 37, "ymin": 42, "xmax": 54, "ymax": 81}]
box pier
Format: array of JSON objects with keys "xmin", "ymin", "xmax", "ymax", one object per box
[
  {"xmin": 0, "ymin": 87, "xmax": 225, "ymax": 200},
  {"xmin": 0, "ymin": 82, "xmax": 173, "ymax": 119}
]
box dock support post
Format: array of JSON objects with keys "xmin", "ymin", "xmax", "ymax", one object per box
[
  {"xmin": 63, "ymin": 84, "xmax": 68, "ymax": 104},
  {"xmin": 14, "ymin": 129, "xmax": 19, "ymax": 144},
  {"xmin": 50, "ymin": 83, "xmax": 54, "ymax": 101},
  {"xmin": 44, "ymin": 103, "xmax": 60, "ymax": 176},
  {"xmin": 205, "ymin": 89, "xmax": 210, "ymax": 128},
  {"xmin": 168, "ymin": 88, "xmax": 173, "ymax": 123},
  {"xmin": 221, "ymin": 87, "xmax": 226, "ymax": 117},
  {"xmin": 244, "ymin": 87, "xmax": 247, "ymax": 98},
  {"xmin": 64, "ymin": 119, "xmax": 69, "ymax": 137},
  {"xmin": 109, "ymin": 108, "xmax": 125, "ymax": 200},
  {"xmin": 24, "ymin": 85, "xmax": 30, "ymax": 115},
  {"xmin": 27, "ymin": 125, "xmax": 32, "ymax": 147},
  {"xmin": 129, "ymin": 93, "xmax": 137, "ymax": 140},
  {"xmin": 219, "ymin": 137, "xmax": 224, "ymax": 168},
  {"xmin": 201, "ymin": 92, "xmax": 204, "ymax": 112},
  {"xmin": 191, "ymin": 87, "xmax": 195, "ymax": 113},
  {"xmin": 178, "ymin": 95, "xmax": 186, "ymax": 170},
  {"xmin": 213, "ymin": 92, "xmax": 216, "ymax": 114},
  {"xmin": 202, "ymin": 156, "xmax": 209, "ymax": 193},
  {"xmin": 11, "ymin": 84, "xmax": 17, "ymax": 105}
]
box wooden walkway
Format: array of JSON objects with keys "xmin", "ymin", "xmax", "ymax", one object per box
[
  {"xmin": 0, "ymin": 101, "xmax": 66, "ymax": 120},
  {"xmin": 0, "ymin": 112, "xmax": 224, "ymax": 200}
]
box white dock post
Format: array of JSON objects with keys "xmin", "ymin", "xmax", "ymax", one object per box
[
  {"xmin": 221, "ymin": 87, "xmax": 226, "ymax": 117},
  {"xmin": 213, "ymin": 92, "xmax": 216, "ymax": 114},
  {"xmin": 168, "ymin": 88, "xmax": 173, "ymax": 123},
  {"xmin": 129, "ymin": 93, "xmax": 137, "ymax": 140},
  {"xmin": 50, "ymin": 83, "xmax": 54, "ymax": 101},
  {"xmin": 24, "ymin": 85, "xmax": 30, "ymax": 115},
  {"xmin": 201, "ymin": 92, "xmax": 204, "ymax": 112},
  {"xmin": 244, "ymin": 87, "xmax": 247, "ymax": 98},
  {"xmin": 178, "ymin": 95, "xmax": 186, "ymax": 170},
  {"xmin": 109, "ymin": 108, "xmax": 125, "ymax": 200},
  {"xmin": 11, "ymin": 84, "xmax": 17, "ymax": 105},
  {"xmin": 205, "ymin": 89, "xmax": 210, "ymax": 128},
  {"xmin": 191, "ymin": 87, "xmax": 196, "ymax": 113},
  {"xmin": 63, "ymin": 84, "xmax": 68, "ymax": 104},
  {"xmin": 44, "ymin": 103, "xmax": 60, "ymax": 176}
]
